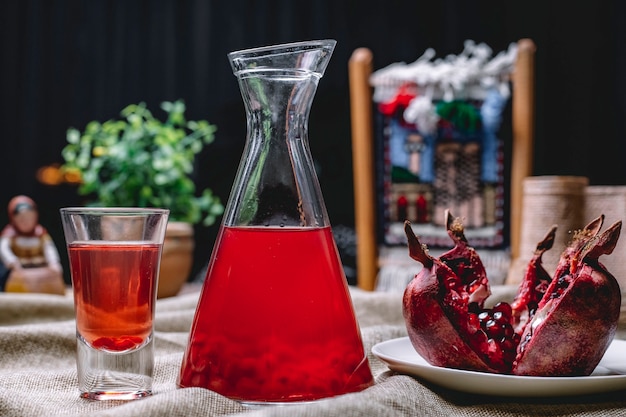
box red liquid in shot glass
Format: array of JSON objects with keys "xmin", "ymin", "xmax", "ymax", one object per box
[
  {"xmin": 178, "ymin": 226, "xmax": 373, "ymax": 403},
  {"xmin": 68, "ymin": 242, "xmax": 161, "ymax": 352}
]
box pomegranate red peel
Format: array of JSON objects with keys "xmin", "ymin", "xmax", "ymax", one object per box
[
  {"xmin": 402, "ymin": 215, "xmax": 622, "ymax": 377},
  {"xmin": 553, "ymin": 214, "xmax": 604, "ymax": 281},
  {"xmin": 405, "ymin": 220, "xmax": 433, "ymax": 268},
  {"xmin": 579, "ymin": 220, "xmax": 621, "ymax": 266}
]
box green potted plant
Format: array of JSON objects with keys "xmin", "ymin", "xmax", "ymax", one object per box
[{"xmin": 60, "ymin": 99, "xmax": 224, "ymax": 297}]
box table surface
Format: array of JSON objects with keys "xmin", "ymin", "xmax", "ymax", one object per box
[{"xmin": 1, "ymin": 284, "xmax": 625, "ymax": 417}]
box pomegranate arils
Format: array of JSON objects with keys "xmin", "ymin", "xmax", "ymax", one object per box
[
  {"xmin": 484, "ymin": 320, "xmax": 502, "ymax": 337},
  {"xmin": 491, "ymin": 311, "xmax": 504, "ymax": 322},
  {"xmin": 550, "ymin": 275, "xmax": 570, "ymax": 299},
  {"xmin": 492, "ymin": 302, "xmax": 512, "ymax": 318},
  {"xmin": 477, "ymin": 311, "xmax": 489, "ymax": 322},
  {"xmin": 468, "ymin": 313, "xmax": 480, "ymax": 330},
  {"xmin": 471, "ymin": 301, "xmax": 518, "ymax": 368}
]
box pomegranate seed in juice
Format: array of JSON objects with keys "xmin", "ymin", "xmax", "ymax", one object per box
[{"xmin": 179, "ymin": 226, "xmax": 373, "ymax": 402}]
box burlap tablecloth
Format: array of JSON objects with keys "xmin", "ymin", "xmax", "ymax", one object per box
[{"xmin": 1, "ymin": 285, "xmax": 626, "ymax": 417}]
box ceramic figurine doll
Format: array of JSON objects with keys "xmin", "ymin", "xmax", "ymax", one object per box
[{"xmin": 0, "ymin": 195, "xmax": 65, "ymax": 295}]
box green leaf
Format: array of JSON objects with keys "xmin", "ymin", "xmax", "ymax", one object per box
[
  {"xmin": 66, "ymin": 128, "xmax": 80, "ymax": 144},
  {"xmin": 59, "ymin": 99, "xmax": 223, "ymax": 225}
]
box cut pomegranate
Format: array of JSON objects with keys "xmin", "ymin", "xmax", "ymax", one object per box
[
  {"xmin": 402, "ymin": 212, "xmax": 622, "ymax": 376},
  {"xmin": 513, "ymin": 219, "xmax": 622, "ymax": 376}
]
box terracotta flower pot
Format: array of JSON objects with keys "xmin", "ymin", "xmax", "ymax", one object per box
[{"xmin": 158, "ymin": 221, "xmax": 194, "ymax": 298}]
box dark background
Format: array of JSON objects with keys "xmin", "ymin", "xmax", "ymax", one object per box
[{"xmin": 1, "ymin": 1, "xmax": 625, "ymax": 283}]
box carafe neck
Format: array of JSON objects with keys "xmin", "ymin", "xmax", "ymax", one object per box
[{"xmin": 224, "ymin": 40, "xmax": 336, "ymax": 228}]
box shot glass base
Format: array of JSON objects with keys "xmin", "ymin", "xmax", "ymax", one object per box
[
  {"xmin": 77, "ymin": 335, "xmax": 154, "ymax": 401},
  {"xmin": 80, "ymin": 390, "xmax": 152, "ymax": 401}
]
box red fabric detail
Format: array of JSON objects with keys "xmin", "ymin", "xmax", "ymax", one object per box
[{"xmin": 378, "ymin": 84, "xmax": 417, "ymax": 116}]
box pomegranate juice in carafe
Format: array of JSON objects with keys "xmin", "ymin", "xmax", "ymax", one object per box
[
  {"xmin": 178, "ymin": 40, "xmax": 373, "ymax": 404},
  {"xmin": 178, "ymin": 226, "xmax": 372, "ymax": 402}
]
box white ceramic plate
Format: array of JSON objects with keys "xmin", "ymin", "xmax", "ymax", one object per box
[{"xmin": 372, "ymin": 337, "xmax": 626, "ymax": 397}]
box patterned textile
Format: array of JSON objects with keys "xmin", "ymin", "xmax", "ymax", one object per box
[{"xmin": 371, "ymin": 41, "xmax": 514, "ymax": 249}]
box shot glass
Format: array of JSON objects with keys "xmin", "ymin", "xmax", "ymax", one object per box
[{"xmin": 60, "ymin": 207, "xmax": 169, "ymax": 400}]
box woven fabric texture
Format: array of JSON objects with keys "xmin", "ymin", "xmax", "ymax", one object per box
[{"xmin": 1, "ymin": 286, "xmax": 625, "ymax": 417}]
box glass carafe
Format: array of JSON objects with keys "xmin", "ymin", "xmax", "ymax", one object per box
[{"xmin": 178, "ymin": 40, "xmax": 374, "ymax": 404}]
